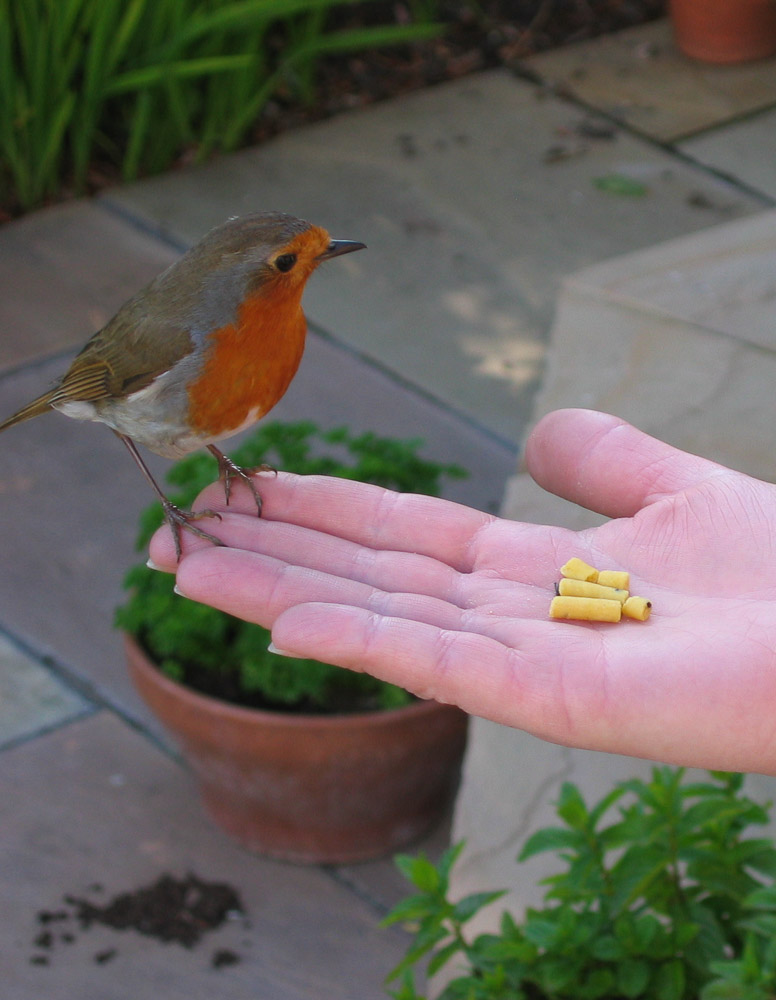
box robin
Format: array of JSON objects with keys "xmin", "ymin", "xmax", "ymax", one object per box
[{"xmin": 0, "ymin": 211, "xmax": 365, "ymax": 557}]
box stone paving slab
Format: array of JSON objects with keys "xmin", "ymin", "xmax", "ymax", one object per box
[
  {"xmin": 523, "ymin": 19, "xmax": 776, "ymax": 143},
  {"xmin": 0, "ymin": 355, "xmax": 154, "ymax": 718},
  {"xmin": 0, "ymin": 631, "xmax": 90, "ymax": 749},
  {"xmin": 681, "ymin": 105, "xmax": 776, "ymax": 200},
  {"xmin": 499, "ymin": 208, "xmax": 776, "ymax": 493},
  {"xmin": 1, "ymin": 711, "xmax": 408, "ymax": 1000},
  {"xmin": 562, "ymin": 207, "xmax": 776, "ymax": 351},
  {"xmin": 496, "ymin": 207, "xmax": 776, "ymax": 519},
  {"xmin": 104, "ymin": 69, "xmax": 761, "ymax": 447},
  {"xmin": 0, "ymin": 201, "xmax": 177, "ymax": 375}
]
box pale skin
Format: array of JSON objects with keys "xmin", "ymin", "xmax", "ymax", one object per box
[{"xmin": 148, "ymin": 408, "xmax": 776, "ymax": 776}]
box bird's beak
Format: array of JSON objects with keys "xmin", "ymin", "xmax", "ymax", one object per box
[{"xmin": 319, "ymin": 239, "xmax": 367, "ymax": 260}]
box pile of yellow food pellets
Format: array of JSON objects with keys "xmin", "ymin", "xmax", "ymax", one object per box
[{"xmin": 549, "ymin": 557, "xmax": 651, "ymax": 623}]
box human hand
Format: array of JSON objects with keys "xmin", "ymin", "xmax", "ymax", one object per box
[{"xmin": 148, "ymin": 409, "xmax": 776, "ymax": 774}]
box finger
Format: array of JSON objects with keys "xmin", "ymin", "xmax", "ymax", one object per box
[
  {"xmin": 152, "ymin": 512, "xmax": 466, "ymax": 603},
  {"xmin": 149, "ymin": 503, "xmax": 485, "ymax": 598},
  {"xmin": 174, "ymin": 545, "xmax": 475, "ymax": 632},
  {"xmin": 150, "ymin": 504, "xmax": 577, "ymax": 607},
  {"xmin": 525, "ymin": 409, "xmax": 730, "ymax": 518},
  {"xmin": 187, "ymin": 472, "xmax": 494, "ymax": 570},
  {"xmin": 196, "ymin": 515, "xmax": 464, "ymax": 598},
  {"xmin": 270, "ymin": 603, "xmax": 577, "ymax": 739},
  {"xmin": 272, "ymin": 601, "xmax": 776, "ymax": 772}
]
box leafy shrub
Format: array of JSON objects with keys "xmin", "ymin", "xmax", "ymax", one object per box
[
  {"xmin": 384, "ymin": 768, "xmax": 776, "ymax": 999},
  {"xmin": 115, "ymin": 420, "xmax": 466, "ymax": 713}
]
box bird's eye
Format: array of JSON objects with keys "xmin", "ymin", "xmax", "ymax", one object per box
[{"xmin": 275, "ymin": 253, "xmax": 297, "ymax": 273}]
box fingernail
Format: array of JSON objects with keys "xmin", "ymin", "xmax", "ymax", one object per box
[
  {"xmin": 173, "ymin": 584, "xmax": 188, "ymax": 598},
  {"xmin": 268, "ymin": 642, "xmax": 303, "ymax": 660},
  {"xmin": 146, "ymin": 558, "xmax": 164, "ymax": 571}
]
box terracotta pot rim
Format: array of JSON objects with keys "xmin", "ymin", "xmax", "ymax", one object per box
[{"xmin": 124, "ymin": 632, "xmax": 462, "ymax": 728}]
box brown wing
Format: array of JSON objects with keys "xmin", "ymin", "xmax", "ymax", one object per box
[
  {"xmin": 0, "ymin": 338, "xmax": 124, "ymax": 432},
  {"xmin": 57, "ymin": 283, "xmax": 196, "ymax": 402},
  {"xmin": 0, "ymin": 283, "xmax": 195, "ymax": 434}
]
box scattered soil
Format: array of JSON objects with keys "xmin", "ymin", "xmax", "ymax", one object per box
[{"xmin": 30, "ymin": 873, "xmax": 246, "ymax": 970}]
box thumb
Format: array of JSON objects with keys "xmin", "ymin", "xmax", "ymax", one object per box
[{"xmin": 524, "ymin": 409, "xmax": 729, "ymax": 518}]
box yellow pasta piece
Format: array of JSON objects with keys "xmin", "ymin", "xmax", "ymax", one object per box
[
  {"xmin": 622, "ymin": 596, "xmax": 652, "ymax": 621},
  {"xmin": 558, "ymin": 579, "xmax": 628, "ymax": 603},
  {"xmin": 559, "ymin": 557, "xmax": 598, "ymax": 583},
  {"xmin": 549, "ymin": 596, "xmax": 622, "ymax": 622},
  {"xmin": 597, "ymin": 570, "xmax": 630, "ymax": 590}
]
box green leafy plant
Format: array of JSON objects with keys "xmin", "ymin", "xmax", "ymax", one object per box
[
  {"xmin": 384, "ymin": 768, "xmax": 776, "ymax": 1000},
  {"xmin": 115, "ymin": 420, "xmax": 466, "ymax": 713},
  {"xmin": 0, "ymin": 0, "xmax": 442, "ymax": 212}
]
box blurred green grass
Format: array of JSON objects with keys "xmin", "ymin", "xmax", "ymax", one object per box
[{"xmin": 0, "ymin": 0, "xmax": 442, "ymax": 212}]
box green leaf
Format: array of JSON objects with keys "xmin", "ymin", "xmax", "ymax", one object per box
[
  {"xmin": 555, "ymin": 782, "xmax": 590, "ymax": 830},
  {"xmin": 452, "ymin": 891, "xmax": 506, "ymax": 924},
  {"xmin": 437, "ymin": 841, "xmax": 466, "ymax": 885},
  {"xmin": 381, "ymin": 893, "xmax": 437, "ymax": 927},
  {"xmin": 427, "ymin": 939, "xmax": 463, "ymax": 977},
  {"xmin": 655, "ymin": 959, "xmax": 685, "ymax": 1000},
  {"xmin": 617, "ymin": 958, "xmax": 651, "ymax": 998},
  {"xmin": 617, "ymin": 911, "xmax": 660, "ymax": 954},
  {"xmin": 609, "ymin": 845, "xmax": 669, "ymax": 911},
  {"xmin": 522, "ymin": 916, "xmax": 560, "ymax": 949},
  {"xmin": 393, "ymin": 853, "xmax": 440, "ymax": 892},
  {"xmin": 518, "ymin": 826, "xmax": 583, "ymax": 861},
  {"xmin": 588, "ymin": 784, "xmax": 628, "ymax": 827},
  {"xmin": 685, "ymin": 901, "xmax": 728, "ymax": 970},
  {"xmin": 745, "ymin": 886, "xmax": 776, "ymax": 911},
  {"xmin": 106, "ymin": 53, "xmax": 255, "ymax": 95},
  {"xmin": 478, "ymin": 935, "xmax": 537, "ymax": 965},
  {"xmin": 590, "ymin": 934, "xmax": 626, "ymax": 961},
  {"xmin": 409, "ymin": 856, "xmax": 441, "ymax": 894},
  {"xmin": 386, "ymin": 923, "xmax": 450, "ymax": 983},
  {"xmin": 287, "ymin": 20, "xmax": 442, "ymax": 62},
  {"xmin": 739, "ymin": 912, "xmax": 776, "ymax": 940},
  {"xmin": 534, "ymin": 955, "xmax": 577, "ymax": 993},
  {"xmin": 387, "ymin": 968, "xmax": 427, "ymax": 1000},
  {"xmin": 579, "ymin": 967, "xmax": 616, "ymax": 999},
  {"xmin": 736, "ymin": 842, "xmax": 776, "ymax": 878},
  {"xmin": 593, "ymin": 173, "xmax": 649, "ymax": 197}
]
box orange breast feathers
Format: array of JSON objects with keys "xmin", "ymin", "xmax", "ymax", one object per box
[{"xmin": 186, "ymin": 285, "xmax": 307, "ymax": 439}]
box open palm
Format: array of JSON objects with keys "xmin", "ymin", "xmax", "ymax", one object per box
[{"xmin": 150, "ymin": 409, "xmax": 776, "ymax": 775}]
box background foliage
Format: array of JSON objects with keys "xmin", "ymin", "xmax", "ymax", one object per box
[
  {"xmin": 0, "ymin": 0, "xmax": 441, "ymax": 212},
  {"xmin": 386, "ymin": 768, "xmax": 776, "ymax": 1000}
]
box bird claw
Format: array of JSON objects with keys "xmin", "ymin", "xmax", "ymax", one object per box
[
  {"xmin": 209, "ymin": 446, "xmax": 273, "ymax": 516},
  {"xmin": 161, "ymin": 501, "xmax": 223, "ymax": 562}
]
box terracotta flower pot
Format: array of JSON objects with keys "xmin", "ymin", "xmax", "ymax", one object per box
[
  {"xmin": 669, "ymin": 0, "xmax": 776, "ymax": 63},
  {"xmin": 125, "ymin": 634, "xmax": 469, "ymax": 863}
]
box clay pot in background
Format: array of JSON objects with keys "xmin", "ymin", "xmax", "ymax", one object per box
[
  {"xmin": 669, "ymin": 0, "xmax": 776, "ymax": 63},
  {"xmin": 126, "ymin": 634, "xmax": 469, "ymax": 864}
]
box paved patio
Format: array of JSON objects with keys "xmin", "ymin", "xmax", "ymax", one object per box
[{"xmin": 1, "ymin": 17, "xmax": 775, "ymax": 998}]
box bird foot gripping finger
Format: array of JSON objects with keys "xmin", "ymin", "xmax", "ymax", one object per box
[
  {"xmin": 161, "ymin": 501, "xmax": 224, "ymax": 562},
  {"xmin": 208, "ymin": 445, "xmax": 274, "ymax": 516}
]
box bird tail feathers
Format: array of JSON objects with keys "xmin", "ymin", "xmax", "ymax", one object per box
[{"xmin": 0, "ymin": 393, "xmax": 56, "ymax": 433}]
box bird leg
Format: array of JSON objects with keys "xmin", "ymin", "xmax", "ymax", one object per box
[
  {"xmin": 207, "ymin": 445, "xmax": 274, "ymax": 516},
  {"xmin": 116, "ymin": 433, "xmax": 223, "ymax": 561}
]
